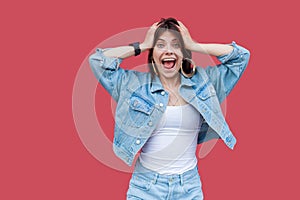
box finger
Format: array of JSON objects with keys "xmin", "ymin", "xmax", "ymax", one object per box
[
  {"xmin": 175, "ymin": 22, "xmax": 183, "ymax": 31},
  {"xmin": 177, "ymin": 21, "xmax": 187, "ymax": 30},
  {"xmin": 151, "ymin": 22, "xmax": 159, "ymax": 27},
  {"xmin": 149, "ymin": 22, "xmax": 158, "ymax": 32},
  {"xmin": 178, "ymin": 21, "xmax": 184, "ymax": 27}
]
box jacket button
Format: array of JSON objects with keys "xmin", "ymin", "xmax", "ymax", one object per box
[
  {"xmin": 161, "ymin": 91, "xmax": 165, "ymax": 96},
  {"xmin": 159, "ymin": 103, "xmax": 164, "ymax": 107},
  {"xmin": 148, "ymin": 121, "xmax": 153, "ymax": 126},
  {"xmin": 226, "ymin": 136, "xmax": 232, "ymax": 143},
  {"xmin": 135, "ymin": 139, "xmax": 141, "ymax": 145}
]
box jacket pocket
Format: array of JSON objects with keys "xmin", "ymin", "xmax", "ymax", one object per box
[
  {"xmin": 196, "ymin": 84, "xmax": 217, "ymax": 100},
  {"xmin": 122, "ymin": 95, "xmax": 154, "ymax": 128},
  {"xmin": 129, "ymin": 172, "xmax": 153, "ymax": 191},
  {"xmin": 196, "ymin": 84, "xmax": 222, "ymax": 114},
  {"xmin": 129, "ymin": 96, "xmax": 153, "ymax": 115}
]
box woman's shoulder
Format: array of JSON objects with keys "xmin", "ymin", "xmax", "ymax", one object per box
[
  {"xmin": 192, "ymin": 66, "xmax": 210, "ymax": 83},
  {"xmin": 123, "ymin": 69, "xmax": 152, "ymax": 86}
]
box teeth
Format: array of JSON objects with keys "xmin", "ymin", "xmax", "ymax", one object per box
[{"xmin": 162, "ymin": 58, "xmax": 176, "ymax": 61}]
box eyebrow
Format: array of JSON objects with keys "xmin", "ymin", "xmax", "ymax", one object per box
[{"xmin": 157, "ymin": 38, "xmax": 179, "ymax": 42}]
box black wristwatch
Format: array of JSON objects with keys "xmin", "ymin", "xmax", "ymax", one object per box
[{"xmin": 129, "ymin": 42, "xmax": 141, "ymax": 56}]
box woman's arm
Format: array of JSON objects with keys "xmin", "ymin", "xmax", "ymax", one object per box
[
  {"xmin": 204, "ymin": 42, "xmax": 250, "ymax": 103},
  {"xmin": 177, "ymin": 21, "xmax": 234, "ymax": 56},
  {"xmin": 102, "ymin": 23, "xmax": 158, "ymax": 59},
  {"xmin": 89, "ymin": 23, "xmax": 158, "ymax": 101},
  {"xmin": 189, "ymin": 43, "xmax": 234, "ymax": 57},
  {"xmin": 177, "ymin": 21, "xmax": 250, "ymax": 103}
]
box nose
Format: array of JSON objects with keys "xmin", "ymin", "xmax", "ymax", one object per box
[{"xmin": 164, "ymin": 45, "xmax": 174, "ymax": 55}]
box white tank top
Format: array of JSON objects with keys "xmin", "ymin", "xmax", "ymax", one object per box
[{"xmin": 139, "ymin": 104, "xmax": 202, "ymax": 174}]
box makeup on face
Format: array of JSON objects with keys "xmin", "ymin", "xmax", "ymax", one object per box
[{"xmin": 152, "ymin": 31, "xmax": 183, "ymax": 76}]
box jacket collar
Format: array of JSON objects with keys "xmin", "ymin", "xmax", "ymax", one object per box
[
  {"xmin": 150, "ymin": 75, "xmax": 164, "ymax": 93},
  {"xmin": 150, "ymin": 73, "xmax": 196, "ymax": 93},
  {"xmin": 180, "ymin": 74, "xmax": 197, "ymax": 87}
]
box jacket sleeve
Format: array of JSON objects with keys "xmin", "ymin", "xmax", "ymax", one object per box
[
  {"xmin": 205, "ymin": 41, "xmax": 250, "ymax": 103},
  {"xmin": 89, "ymin": 48, "xmax": 126, "ymax": 102}
]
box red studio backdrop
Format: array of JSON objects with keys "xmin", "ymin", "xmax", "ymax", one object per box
[{"xmin": 1, "ymin": 0, "xmax": 299, "ymax": 199}]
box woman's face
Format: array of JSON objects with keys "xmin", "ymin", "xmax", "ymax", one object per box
[{"xmin": 152, "ymin": 31, "xmax": 183, "ymax": 79}]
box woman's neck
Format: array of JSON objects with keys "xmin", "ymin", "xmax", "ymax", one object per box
[{"xmin": 160, "ymin": 75, "xmax": 181, "ymax": 91}]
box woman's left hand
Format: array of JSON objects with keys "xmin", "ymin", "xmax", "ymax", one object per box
[{"xmin": 177, "ymin": 21, "xmax": 197, "ymax": 51}]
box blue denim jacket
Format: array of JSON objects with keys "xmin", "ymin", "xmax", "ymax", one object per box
[{"xmin": 89, "ymin": 41, "xmax": 250, "ymax": 166}]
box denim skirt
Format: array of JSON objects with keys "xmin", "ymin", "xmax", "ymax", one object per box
[{"xmin": 126, "ymin": 158, "xmax": 204, "ymax": 200}]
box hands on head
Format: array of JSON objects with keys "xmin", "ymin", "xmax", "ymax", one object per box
[{"xmin": 141, "ymin": 19, "xmax": 196, "ymax": 52}]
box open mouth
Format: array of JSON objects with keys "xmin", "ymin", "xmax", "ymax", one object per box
[{"xmin": 161, "ymin": 58, "xmax": 177, "ymax": 69}]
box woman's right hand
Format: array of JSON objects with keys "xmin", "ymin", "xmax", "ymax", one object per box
[{"xmin": 140, "ymin": 22, "xmax": 158, "ymax": 51}]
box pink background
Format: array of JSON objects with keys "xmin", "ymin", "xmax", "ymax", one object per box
[{"xmin": 1, "ymin": 0, "xmax": 299, "ymax": 199}]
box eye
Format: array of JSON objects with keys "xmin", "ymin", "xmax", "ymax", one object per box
[
  {"xmin": 156, "ymin": 43, "xmax": 165, "ymax": 48},
  {"xmin": 173, "ymin": 43, "xmax": 180, "ymax": 48}
]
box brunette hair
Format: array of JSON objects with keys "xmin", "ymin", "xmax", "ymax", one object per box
[{"xmin": 148, "ymin": 17, "xmax": 193, "ymax": 77}]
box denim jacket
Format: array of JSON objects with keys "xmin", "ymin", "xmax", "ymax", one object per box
[{"xmin": 89, "ymin": 41, "xmax": 250, "ymax": 166}]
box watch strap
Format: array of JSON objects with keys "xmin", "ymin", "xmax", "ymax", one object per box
[{"xmin": 129, "ymin": 42, "xmax": 141, "ymax": 56}]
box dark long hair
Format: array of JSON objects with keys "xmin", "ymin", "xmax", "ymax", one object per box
[{"xmin": 148, "ymin": 18, "xmax": 193, "ymax": 77}]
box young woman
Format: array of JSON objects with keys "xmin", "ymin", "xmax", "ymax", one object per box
[{"xmin": 89, "ymin": 18, "xmax": 250, "ymax": 200}]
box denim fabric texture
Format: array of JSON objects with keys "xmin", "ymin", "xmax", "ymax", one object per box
[
  {"xmin": 127, "ymin": 158, "xmax": 203, "ymax": 200},
  {"xmin": 89, "ymin": 41, "xmax": 250, "ymax": 166}
]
